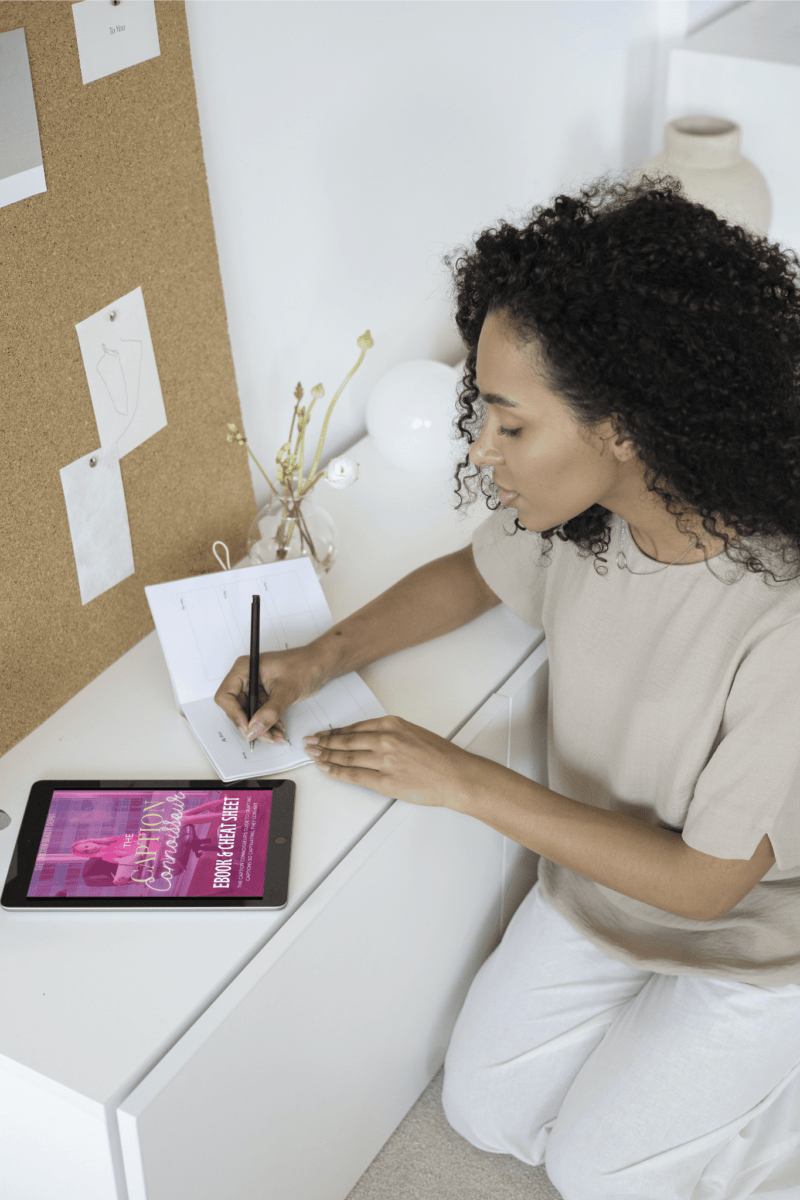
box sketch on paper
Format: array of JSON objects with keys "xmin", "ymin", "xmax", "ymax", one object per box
[
  {"xmin": 76, "ymin": 287, "xmax": 167, "ymax": 459},
  {"xmin": 96, "ymin": 339, "xmax": 143, "ymax": 443}
]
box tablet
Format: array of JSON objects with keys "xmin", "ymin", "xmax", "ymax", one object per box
[{"xmin": 1, "ymin": 779, "xmax": 294, "ymax": 911}]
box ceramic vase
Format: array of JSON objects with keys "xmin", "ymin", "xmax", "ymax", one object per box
[{"xmin": 629, "ymin": 115, "xmax": 771, "ymax": 237}]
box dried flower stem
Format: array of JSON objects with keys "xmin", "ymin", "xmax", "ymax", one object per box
[
  {"xmin": 275, "ymin": 473, "xmax": 319, "ymax": 561},
  {"xmin": 300, "ymin": 332, "xmax": 373, "ymax": 493},
  {"xmin": 239, "ymin": 440, "xmax": 282, "ymax": 502},
  {"xmin": 226, "ymin": 330, "xmax": 372, "ymax": 568}
]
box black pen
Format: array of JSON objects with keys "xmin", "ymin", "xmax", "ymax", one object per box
[{"xmin": 248, "ymin": 594, "xmax": 260, "ymax": 755}]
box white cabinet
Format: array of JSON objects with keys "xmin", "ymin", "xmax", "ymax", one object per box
[
  {"xmin": 0, "ymin": 435, "xmax": 549, "ymax": 1200},
  {"xmin": 117, "ymin": 637, "xmax": 549, "ymax": 1200}
]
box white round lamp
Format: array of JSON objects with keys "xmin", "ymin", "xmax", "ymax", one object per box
[{"xmin": 366, "ymin": 360, "xmax": 461, "ymax": 473}]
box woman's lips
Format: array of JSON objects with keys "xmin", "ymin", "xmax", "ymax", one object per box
[{"xmin": 497, "ymin": 489, "xmax": 519, "ymax": 505}]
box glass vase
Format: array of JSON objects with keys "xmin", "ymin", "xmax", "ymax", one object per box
[{"xmin": 246, "ymin": 493, "xmax": 338, "ymax": 578}]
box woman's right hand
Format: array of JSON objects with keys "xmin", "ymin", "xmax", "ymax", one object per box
[{"xmin": 213, "ymin": 643, "xmax": 337, "ymax": 745}]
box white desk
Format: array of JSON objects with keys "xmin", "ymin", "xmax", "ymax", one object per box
[{"xmin": 0, "ymin": 435, "xmax": 547, "ymax": 1200}]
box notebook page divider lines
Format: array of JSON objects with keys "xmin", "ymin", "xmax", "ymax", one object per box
[{"xmin": 182, "ymin": 587, "xmax": 238, "ymax": 683}]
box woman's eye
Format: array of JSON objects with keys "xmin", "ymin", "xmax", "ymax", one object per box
[{"xmin": 498, "ymin": 426, "xmax": 521, "ymax": 438}]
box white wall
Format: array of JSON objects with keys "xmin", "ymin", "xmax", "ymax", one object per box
[{"xmin": 184, "ymin": 1, "xmax": 669, "ymax": 509}]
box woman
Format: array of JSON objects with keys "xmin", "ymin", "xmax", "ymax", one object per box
[
  {"xmin": 71, "ymin": 834, "xmax": 141, "ymax": 885},
  {"xmin": 215, "ymin": 174, "xmax": 800, "ymax": 1198},
  {"xmin": 71, "ymin": 799, "xmax": 223, "ymax": 886}
]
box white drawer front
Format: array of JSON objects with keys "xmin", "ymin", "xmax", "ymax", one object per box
[
  {"xmin": 119, "ymin": 697, "xmax": 513, "ymax": 1200},
  {"xmin": 0, "ymin": 1064, "xmax": 117, "ymax": 1200}
]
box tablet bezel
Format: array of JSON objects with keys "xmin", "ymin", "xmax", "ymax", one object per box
[{"xmin": 1, "ymin": 779, "xmax": 295, "ymax": 911}]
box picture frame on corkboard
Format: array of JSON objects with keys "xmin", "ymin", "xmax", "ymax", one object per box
[{"xmin": 0, "ymin": 1, "xmax": 257, "ymax": 757}]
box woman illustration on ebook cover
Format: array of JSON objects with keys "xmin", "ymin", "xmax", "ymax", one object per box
[{"xmin": 71, "ymin": 795, "xmax": 231, "ymax": 885}]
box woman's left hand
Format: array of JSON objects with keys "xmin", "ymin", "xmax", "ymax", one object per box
[{"xmin": 303, "ymin": 715, "xmax": 479, "ymax": 809}]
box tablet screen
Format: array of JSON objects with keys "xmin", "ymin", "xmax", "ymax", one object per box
[{"xmin": 27, "ymin": 788, "xmax": 272, "ymax": 900}]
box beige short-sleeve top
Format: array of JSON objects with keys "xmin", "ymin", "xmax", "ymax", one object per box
[{"xmin": 472, "ymin": 505, "xmax": 800, "ymax": 987}]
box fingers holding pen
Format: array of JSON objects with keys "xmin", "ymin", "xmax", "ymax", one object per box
[
  {"xmin": 245, "ymin": 684, "xmax": 287, "ymax": 744},
  {"xmin": 213, "ymin": 661, "xmax": 252, "ymax": 739},
  {"xmin": 215, "ymin": 645, "xmax": 335, "ymax": 747},
  {"xmin": 213, "ymin": 659, "xmax": 287, "ymax": 744},
  {"xmin": 246, "ymin": 715, "xmax": 288, "ymax": 744},
  {"xmin": 246, "ymin": 685, "xmax": 291, "ymax": 744}
]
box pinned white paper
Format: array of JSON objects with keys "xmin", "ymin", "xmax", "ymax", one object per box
[
  {"xmin": 60, "ymin": 444, "xmax": 135, "ymax": 605},
  {"xmin": 76, "ymin": 287, "xmax": 167, "ymax": 458},
  {"xmin": 0, "ymin": 29, "xmax": 46, "ymax": 210},
  {"xmin": 72, "ymin": 0, "xmax": 160, "ymax": 86}
]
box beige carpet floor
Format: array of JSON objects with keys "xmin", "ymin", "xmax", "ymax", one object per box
[{"xmin": 345, "ymin": 1067, "xmax": 564, "ymax": 1200}]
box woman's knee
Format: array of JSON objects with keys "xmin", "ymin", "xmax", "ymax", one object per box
[
  {"xmin": 544, "ymin": 1105, "xmax": 638, "ymax": 1200},
  {"xmin": 441, "ymin": 1034, "xmax": 556, "ymax": 1159},
  {"xmin": 441, "ymin": 1038, "xmax": 498, "ymax": 1150},
  {"xmin": 544, "ymin": 1133, "xmax": 596, "ymax": 1200}
]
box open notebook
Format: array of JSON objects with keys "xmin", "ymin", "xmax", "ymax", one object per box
[{"xmin": 145, "ymin": 558, "xmax": 387, "ymax": 782}]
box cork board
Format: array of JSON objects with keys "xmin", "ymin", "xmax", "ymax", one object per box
[{"xmin": 0, "ymin": 2, "xmax": 256, "ymax": 757}]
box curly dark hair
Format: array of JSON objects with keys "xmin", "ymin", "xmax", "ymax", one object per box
[{"xmin": 444, "ymin": 172, "xmax": 800, "ymax": 585}]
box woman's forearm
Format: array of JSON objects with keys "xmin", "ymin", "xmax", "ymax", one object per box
[
  {"xmin": 450, "ymin": 757, "xmax": 704, "ymax": 920},
  {"xmin": 310, "ymin": 544, "xmax": 501, "ymax": 679}
]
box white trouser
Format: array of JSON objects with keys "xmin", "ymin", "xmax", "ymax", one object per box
[{"xmin": 442, "ymin": 879, "xmax": 800, "ymax": 1200}]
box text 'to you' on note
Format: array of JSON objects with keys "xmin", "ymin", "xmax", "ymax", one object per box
[{"xmin": 71, "ymin": 0, "xmax": 161, "ymax": 86}]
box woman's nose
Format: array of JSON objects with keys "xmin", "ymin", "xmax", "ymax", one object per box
[{"xmin": 470, "ymin": 426, "xmax": 503, "ymax": 466}]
